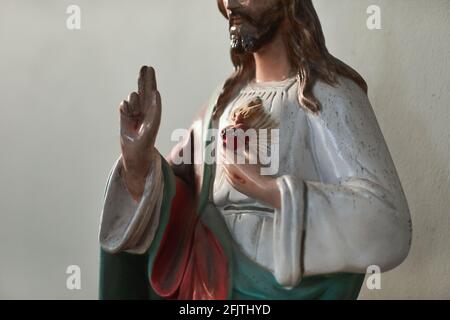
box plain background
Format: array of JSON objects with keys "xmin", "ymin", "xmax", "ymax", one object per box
[{"xmin": 0, "ymin": 0, "xmax": 449, "ymax": 299}]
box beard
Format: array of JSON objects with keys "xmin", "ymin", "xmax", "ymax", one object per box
[{"xmin": 229, "ymin": 4, "xmax": 284, "ymax": 54}]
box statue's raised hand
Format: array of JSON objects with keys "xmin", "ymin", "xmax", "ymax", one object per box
[{"xmin": 119, "ymin": 66, "xmax": 162, "ymax": 200}]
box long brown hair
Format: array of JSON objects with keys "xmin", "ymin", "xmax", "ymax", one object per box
[{"xmin": 214, "ymin": 0, "xmax": 368, "ymax": 119}]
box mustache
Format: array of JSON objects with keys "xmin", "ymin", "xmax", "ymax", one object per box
[{"xmin": 229, "ymin": 9, "xmax": 258, "ymax": 27}]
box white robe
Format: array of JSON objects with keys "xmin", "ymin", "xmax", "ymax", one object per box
[{"xmin": 99, "ymin": 76, "xmax": 412, "ymax": 288}]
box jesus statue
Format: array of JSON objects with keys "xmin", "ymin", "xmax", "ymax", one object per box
[{"xmin": 98, "ymin": 0, "xmax": 412, "ymax": 300}]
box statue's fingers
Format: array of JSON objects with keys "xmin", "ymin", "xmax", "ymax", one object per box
[
  {"xmin": 144, "ymin": 66, "xmax": 157, "ymax": 92},
  {"xmin": 223, "ymin": 165, "xmax": 246, "ymax": 187},
  {"xmin": 138, "ymin": 66, "xmax": 157, "ymax": 96},
  {"xmin": 119, "ymin": 101, "xmax": 135, "ymax": 137},
  {"xmin": 138, "ymin": 66, "xmax": 147, "ymax": 98},
  {"xmin": 141, "ymin": 90, "xmax": 162, "ymax": 143},
  {"xmin": 221, "ymin": 145, "xmax": 236, "ymax": 165},
  {"xmin": 243, "ymin": 146, "xmax": 257, "ymax": 165},
  {"xmin": 127, "ymin": 92, "xmax": 141, "ymax": 117},
  {"xmin": 143, "ymin": 90, "xmax": 162, "ymax": 123},
  {"xmin": 138, "ymin": 66, "xmax": 159, "ymax": 109},
  {"xmin": 222, "ymin": 165, "xmax": 233, "ymax": 181}
]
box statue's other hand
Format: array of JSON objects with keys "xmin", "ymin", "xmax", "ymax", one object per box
[{"xmin": 220, "ymin": 143, "xmax": 281, "ymax": 211}]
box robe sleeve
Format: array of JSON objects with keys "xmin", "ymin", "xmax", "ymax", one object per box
[
  {"xmin": 99, "ymin": 151, "xmax": 164, "ymax": 254},
  {"xmin": 99, "ymin": 156, "xmax": 177, "ymax": 300},
  {"xmin": 273, "ymin": 78, "xmax": 412, "ymax": 288}
]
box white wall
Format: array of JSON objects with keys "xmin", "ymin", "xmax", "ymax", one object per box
[{"xmin": 0, "ymin": 0, "xmax": 448, "ymax": 299}]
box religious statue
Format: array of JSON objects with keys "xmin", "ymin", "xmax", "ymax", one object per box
[{"xmin": 98, "ymin": 0, "xmax": 412, "ymax": 300}]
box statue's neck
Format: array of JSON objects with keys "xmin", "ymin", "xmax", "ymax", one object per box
[{"xmin": 253, "ymin": 31, "xmax": 293, "ymax": 84}]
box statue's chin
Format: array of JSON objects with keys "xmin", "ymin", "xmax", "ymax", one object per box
[
  {"xmin": 230, "ymin": 35, "xmax": 260, "ymax": 54},
  {"xmin": 229, "ymin": 23, "xmax": 280, "ymax": 54}
]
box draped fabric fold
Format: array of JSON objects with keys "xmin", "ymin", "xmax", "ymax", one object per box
[{"xmin": 150, "ymin": 178, "xmax": 229, "ymax": 300}]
